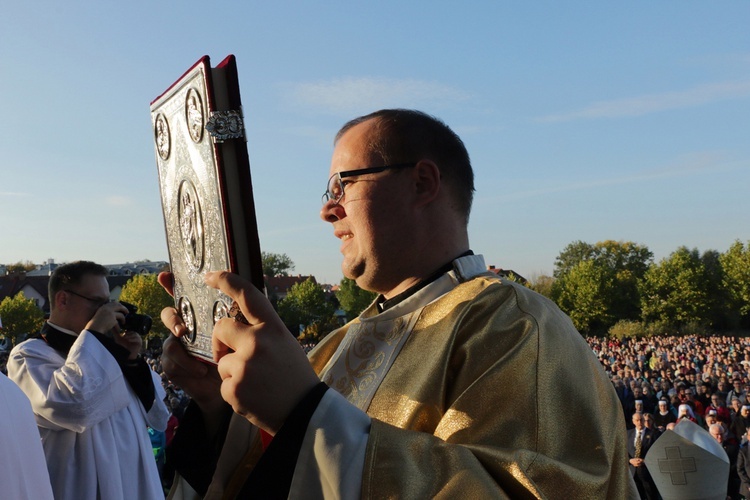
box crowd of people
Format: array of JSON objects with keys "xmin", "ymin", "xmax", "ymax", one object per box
[{"xmin": 589, "ymin": 334, "xmax": 750, "ymax": 499}]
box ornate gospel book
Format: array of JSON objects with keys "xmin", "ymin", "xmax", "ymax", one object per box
[{"xmin": 150, "ymin": 55, "xmax": 264, "ymax": 362}]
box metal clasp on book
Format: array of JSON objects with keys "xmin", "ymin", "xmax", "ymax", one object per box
[{"xmin": 206, "ymin": 110, "xmax": 245, "ymax": 143}]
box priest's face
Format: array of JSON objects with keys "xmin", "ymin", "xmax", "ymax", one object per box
[{"xmin": 321, "ymin": 119, "xmax": 417, "ymax": 296}]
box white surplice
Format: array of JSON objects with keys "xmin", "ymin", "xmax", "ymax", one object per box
[
  {"xmin": 8, "ymin": 329, "xmax": 169, "ymax": 500},
  {"xmin": 0, "ymin": 372, "xmax": 54, "ymax": 499}
]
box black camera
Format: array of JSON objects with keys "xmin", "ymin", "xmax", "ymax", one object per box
[{"xmin": 120, "ymin": 301, "xmax": 152, "ymax": 336}]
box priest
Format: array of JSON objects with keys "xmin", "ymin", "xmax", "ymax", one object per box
[{"xmin": 161, "ymin": 109, "xmax": 638, "ymax": 499}]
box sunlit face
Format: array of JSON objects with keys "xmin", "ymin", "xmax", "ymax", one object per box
[
  {"xmin": 632, "ymin": 413, "xmax": 644, "ymax": 430},
  {"xmin": 320, "ymin": 120, "xmax": 417, "ymax": 296},
  {"xmin": 710, "ymin": 426, "xmax": 724, "ymax": 443},
  {"xmin": 55, "ymin": 273, "xmax": 110, "ymax": 333}
]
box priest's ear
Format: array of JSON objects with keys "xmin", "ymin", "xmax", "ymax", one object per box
[{"xmin": 411, "ymin": 159, "xmax": 441, "ymax": 207}]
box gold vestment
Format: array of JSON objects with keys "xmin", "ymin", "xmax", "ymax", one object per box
[{"xmin": 306, "ymin": 263, "xmax": 637, "ymax": 499}]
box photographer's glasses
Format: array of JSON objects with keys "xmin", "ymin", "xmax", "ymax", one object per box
[
  {"xmin": 322, "ymin": 163, "xmax": 416, "ymax": 206},
  {"xmin": 64, "ymin": 289, "xmax": 111, "ymax": 309}
]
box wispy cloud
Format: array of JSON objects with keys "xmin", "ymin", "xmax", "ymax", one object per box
[
  {"xmin": 537, "ymin": 80, "xmax": 750, "ymax": 123},
  {"xmin": 105, "ymin": 196, "xmax": 132, "ymax": 206},
  {"xmin": 0, "ymin": 191, "xmax": 30, "ymax": 197},
  {"xmin": 282, "ymin": 77, "xmax": 471, "ymax": 114},
  {"xmin": 480, "ymin": 151, "xmax": 736, "ymax": 203}
]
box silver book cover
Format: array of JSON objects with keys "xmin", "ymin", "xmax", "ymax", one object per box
[{"xmin": 150, "ymin": 55, "xmax": 264, "ymax": 363}]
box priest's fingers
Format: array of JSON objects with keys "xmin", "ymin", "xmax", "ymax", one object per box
[
  {"xmin": 162, "ymin": 334, "xmax": 208, "ymax": 378},
  {"xmin": 212, "ymin": 317, "xmax": 247, "ymax": 363},
  {"xmin": 158, "ymin": 272, "xmax": 175, "ymax": 297},
  {"xmin": 204, "ymin": 271, "xmax": 278, "ymax": 326},
  {"xmin": 211, "ymin": 319, "xmax": 320, "ymax": 435},
  {"xmin": 161, "ymin": 306, "xmax": 189, "ymax": 338},
  {"xmin": 214, "ymin": 340, "xmax": 316, "ymax": 434},
  {"xmin": 162, "ymin": 335, "xmax": 227, "ymax": 415}
]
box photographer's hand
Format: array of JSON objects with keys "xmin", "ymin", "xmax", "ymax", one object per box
[
  {"xmin": 86, "ymin": 301, "xmax": 128, "ymax": 336},
  {"xmin": 114, "ymin": 331, "xmax": 143, "ymax": 360}
]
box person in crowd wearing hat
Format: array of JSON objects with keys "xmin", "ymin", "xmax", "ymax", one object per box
[
  {"xmin": 652, "ymin": 398, "xmax": 677, "ymax": 432},
  {"xmin": 678, "ymin": 404, "xmax": 698, "ymax": 423},
  {"xmin": 628, "ymin": 412, "xmax": 659, "ymax": 500},
  {"xmin": 736, "ymin": 427, "xmax": 750, "ymax": 499},
  {"xmin": 710, "ymin": 423, "xmax": 741, "ymax": 499}
]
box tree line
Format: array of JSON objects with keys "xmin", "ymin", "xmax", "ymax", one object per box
[
  {"xmin": 2, "ymin": 242, "xmax": 748, "ymax": 346},
  {"xmin": 530, "ymin": 239, "xmax": 750, "ymax": 338}
]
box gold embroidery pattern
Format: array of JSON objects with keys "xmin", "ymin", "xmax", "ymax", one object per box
[{"xmin": 323, "ymin": 316, "xmax": 410, "ymax": 409}]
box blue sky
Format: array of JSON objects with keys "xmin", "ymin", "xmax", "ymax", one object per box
[{"xmin": 1, "ymin": 2, "xmax": 748, "ymax": 284}]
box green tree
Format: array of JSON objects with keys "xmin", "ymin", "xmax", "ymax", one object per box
[
  {"xmin": 551, "ymin": 240, "xmax": 653, "ymax": 333},
  {"xmin": 277, "ymin": 278, "xmax": 335, "ymax": 336},
  {"xmin": 639, "ymin": 247, "xmax": 712, "ymax": 329},
  {"xmin": 336, "ymin": 277, "xmax": 377, "ymax": 320},
  {"xmin": 553, "ymin": 241, "xmax": 595, "ymax": 279},
  {"xmin": 262, "ymin": 252, "xmax": 295, "ymax": 277},
  {"xmin": 119, "ymin": 274, "xmax": 173, "ymax": 338},
  {"xmin": 700, "ymin": 249, "xmax": 730, "ymax": 329},
  {"xmin": 720, "ymin": 240, "xmax": 750, "ymax": 326},
  {"xmin": 528, "ymin": 275, "xmax": 555, "ymax": 299},
  {"xmin": 0, "ymin": 292, "xmax": 44, "ymax": 347},
  {"xmin": 553, "ymin": 260, "xmax": 615, "ymax": 334}
]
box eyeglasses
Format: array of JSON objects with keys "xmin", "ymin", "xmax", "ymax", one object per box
[
  {"xmin": 322, "ymin": 162, "xmax": 416, "ymax": 206},
  {"xmin": 64, "ymin": 289, "xmax": 110, "ymax": 309}
]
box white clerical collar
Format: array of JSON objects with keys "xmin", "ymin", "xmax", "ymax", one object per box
[
  {"xmin": 46, "ymin": 321, "xmax": 80, "ymax": 337},
  {"xmin": 365, "ymin": 254, "xmax": 488, "ymax": 321}
]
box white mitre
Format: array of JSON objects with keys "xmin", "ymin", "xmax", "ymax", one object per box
[{"xmin": 644, "ymin": 419, "xmax": 729, "ymax": 500}]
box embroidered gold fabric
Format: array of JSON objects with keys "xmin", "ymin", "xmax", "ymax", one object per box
[{"xmin": 309, "ymin": 274, "xmax": 638, "ymax": 499}]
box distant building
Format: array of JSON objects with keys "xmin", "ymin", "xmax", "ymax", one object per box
[
  {"xmin": 265, "ymin": 274, "xmax": 317, "ymax": 302},
  {"xmin": 0, "ymin": 275, "xmax": 50, "ymax": 310},
  {"xmin": 26, "ymin": 259, "xmax": 60, "ymax": 276},
  {"xmin": 104, "ymin": 261, "xmax": 169, "ymax": 276},
  {"xmin": 0, "ymin": 261, "xmax": 168, "ymax": 314},
  {"xmin": 486, "ymin": 265, "xmax": 528, "ymax": 285}
]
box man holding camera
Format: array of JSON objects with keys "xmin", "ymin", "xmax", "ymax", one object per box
[{"xmin": 7, "ymin": 260, "xmax": 168, "ymax": 500}]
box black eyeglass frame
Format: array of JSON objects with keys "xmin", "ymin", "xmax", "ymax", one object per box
[
  {"xmin": 322, "ymin": 162, "xmax": 417, "ymax": 206},
  {"xmin": 63, "ymin": 289, "xmax": 111, "ymax": 309}
]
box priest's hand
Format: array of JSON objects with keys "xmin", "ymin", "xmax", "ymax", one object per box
[
  {"xmin": 158, "ymin": 272, "xmax": 225, "ymax": 416},
  {"xmin": 205, "ymin": 270, "xmax": 320, "ymax": 436}
]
